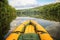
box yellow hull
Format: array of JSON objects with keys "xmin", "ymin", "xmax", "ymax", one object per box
[{"xmin": 6, "ymin": 20, "xmax": 53, "ymax": 40}]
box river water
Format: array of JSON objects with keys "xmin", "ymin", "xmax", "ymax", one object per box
[
  {"xmin": 10, "ymin": 17, "xmax": 59, "ymax": 30},
  {"xmin": 10, "ymin": 17, "xmax": 58, "ymax": 29},
  {"xmin": 5, "ymin": 17, "xmax": 60, "ymax": 40}
]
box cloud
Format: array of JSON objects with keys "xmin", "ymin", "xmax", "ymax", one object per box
[
  {"xmin": 8, "ymin": 0, "xmax": 56, "ymax": 9},
  {"xmin": 55, "ymin": 0, "xmax": 60, "ymax": 2},
  {"xmin": 8, "ymin": 0, "xmax": 38, "ymax": 9}
]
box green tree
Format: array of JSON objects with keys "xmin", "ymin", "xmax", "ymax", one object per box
[{"xmin": 0, "ymin": 0, "xmax": 16, "ymax": 40}]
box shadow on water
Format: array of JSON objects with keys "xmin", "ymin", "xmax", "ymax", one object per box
[{"xmin": 5, "ymin": 17, "xmax": 60, "ymax": 40}]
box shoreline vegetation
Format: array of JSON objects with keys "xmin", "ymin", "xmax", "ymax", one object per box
[
  {"xmin": 16, "ymin": 2, "xmax": 60, "ymax": 22},
  {"xmin": 0, "ymin": 0, "xmax": 16, "ymax": 39}
]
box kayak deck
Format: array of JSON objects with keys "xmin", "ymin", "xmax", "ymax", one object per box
[
  {"xmin": 18, "ymin": 33, "xmax": 40, "ymax": 40},
  {"xmin": 25, "ymin": 25, "xmax": 35, "ymax": 33},
  {"xmin": 6, "ymin": 20, "xmax": 53, "ymax": 40}
]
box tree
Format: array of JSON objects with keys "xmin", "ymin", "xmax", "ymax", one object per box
[{"xmin": 0, "ymin": 0, "xmax": 16, "ymax": 40}]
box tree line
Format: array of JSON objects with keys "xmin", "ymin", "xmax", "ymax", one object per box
[
  {"xmin": 0, "ymin": 0, "xmax": 16, "ymax": 40},
  {"xmin": 16, "ymin": 2, "xmax": 60, "ymax": 22}
]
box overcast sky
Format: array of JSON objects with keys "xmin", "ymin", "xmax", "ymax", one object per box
[{"xmin": 8, "ymin": 0, "xmax": 59, "ymax": 10}]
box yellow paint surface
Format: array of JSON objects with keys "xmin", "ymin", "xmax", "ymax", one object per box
[
  {"xmin": 6, "ymin": 33, "xmax": 20, "ymax": 40},
  {"xmin": 6, "ymin": 20, "xmax": 53, "ymax": 40},
  {"xmin": 6, "ymin": 20, "xmax": 30, "ymax": 40},
  {"xmin": 31, "ymin": 20, "xmax": 53, "ymax": 40},
  {"xmin": 25, "ymin": 25, "xmax": 35, "ymax": 33}
]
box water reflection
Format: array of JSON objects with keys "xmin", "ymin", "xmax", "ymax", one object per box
[
  {"xmin": 5, "ymin": 17, "xmax": 60, "ymax": 40},
  {"xmin": 10, "ymin": 17, "xmax": 59, "ymax": 30}
]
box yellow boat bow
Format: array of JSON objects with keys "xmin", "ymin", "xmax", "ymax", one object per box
[{"xmin": 6, "ymin": 20, "xmax": 53, "ymax": 40}]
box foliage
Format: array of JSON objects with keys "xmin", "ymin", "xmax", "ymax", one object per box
[
  {"xmin": 16, "ymin": 2, "xmax": 60, "ymax": 22},
  {"xmin": 0, "ymin": 0, "xmax": 8, "ymax": 4},
  {"xmin": 0, "ymin": 0, "xmax": 16, "ymax": 39}
]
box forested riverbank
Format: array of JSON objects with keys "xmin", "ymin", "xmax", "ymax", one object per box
[
  {"xmin": 0, "ymin": 0, "xmax": 16, "ymax": 39},
  {"xmin": 16, "ymin": 2, "xmax": 60, "ymax": 22}
]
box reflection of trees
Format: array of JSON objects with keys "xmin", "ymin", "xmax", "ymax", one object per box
[
  {"xmin": 46, "ymin": 23, "xmax": 60, "ymax": 40},
  {"xmin": 16, "ymin": 2, "xmax": 60, "ymax": 22}
]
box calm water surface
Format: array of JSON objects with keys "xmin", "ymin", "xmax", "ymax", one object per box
[{"xmin": 5, "ymin": 17, "xmax": 60, "ymax": 40}]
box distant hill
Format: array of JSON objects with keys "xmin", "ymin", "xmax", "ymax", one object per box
[{"xmin": 16, "ymin": 2, "xmax": 60, "ymax": 22}]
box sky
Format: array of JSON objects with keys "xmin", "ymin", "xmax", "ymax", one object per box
[{"xmin": 8, "ymin": 0, "xmax": 59, "ymax": 10}]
